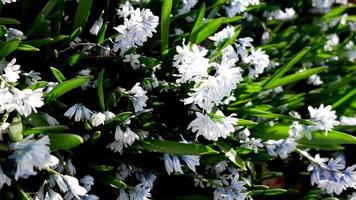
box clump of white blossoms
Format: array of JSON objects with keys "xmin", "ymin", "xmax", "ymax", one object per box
[
  {"xmin": 113, "ymin": 7, "xmax": 159, "ymax": 54},
  {"xmin": 173, "ymin": 42, "xmax": 210, "ymax": 83},
  {"xmin": 8, "ymin": 135, "xmax": 57, "ymax": 180},
  {"xmin": 0, "ymin": 59, "xmax": 45, "ymax": 117},
  {"xmin": 264, "ymin": 138, "xmax": 297, "ymax": 159}
]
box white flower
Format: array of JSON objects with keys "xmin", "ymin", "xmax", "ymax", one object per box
[
  {"xmin": 164, "ymin": 153, "xmax": 183, "ymax": 175},
  {"xmin": 118, "ymin": 189, "xmax": 129, "ymax": 200},
  {"xmin": 123, "ymin": 53, "xmax": 141, "ymax": 70},
  {"xmin": 0, "ymin": 166, "xmax": 11, "ymax": 189},
  {"xmin": 224, "ymin": 0, "xmax": 259, "ymax": 17},
  {"xmin": 80, "ymin": 175, "xmax": 94, "ymax": 191},
  {"xmin": 90, "ymin": 112, "xmax": 106, "ymax": 127},
  {"xmin": 107, "ymin": 126, "xmax": 139, "ymax": 153},
  {"xmin": 238, "ymin": 128, "xmax": 250, "ymax": 140},
  {"xmin": 82, "ymin": 194, "xmax": 99, "ymax": 200},
  {"xmin": 0, "ymin": 122, "xmax": 10, "ymax": 140},
  {"xmin": 129, "ymin": 183, "xmax": 153, "ymax": 200},
  {"xmin": 324, "ymin": 34, "xmax": 339, "ymax": 51},
  {"xmin": 312, "ymin": 0, "xmax": 334, "ymax": 13},
  {"xmin": 184, "ymin": 76, "xmax": 222, "ymax": 112},
  {"xmin": 265, "ymin": 8, "xmax": 296, "ymax": 21},
  {"xmin": 5, "ymin": 28, "xmax": 26, "ymax": 41},
  {"xmin": 181, "ymin": 155, "xmax": 200, "ymax": 173},
  {"xmin": 289, "ymin": 121, "xmax": 313, "ymax": 140},
  {"xmin": 44, "ymin": 189, "xmax": 63, "ymax": 200},
  {"xmin": 42, "ymin": 113, "xmax": 60, "ymax": 126},
  {"xmin": 8, "ymin": 135, "xmax": 53, "ymax": 180},
  {"xmin": 89, "ymin": 16, "xmax": 103, "ymax": 36},
  {"xmin": 113, "ymin": 8, "xmax": 159, "ymax": 54},
  {"xmin": 308, "ymin": 104, "xmax": 339, "ymax": 133},
  {"xmin": 173, "ymin": 42, "xmax": 210, "ymax": 83},
  {"xmin": 177, "ymin": 0, "xmax": 198, "ymax": 15},
  {"xmin": 1, "ymin": 58, "xmax": 21, "ymax": 83},
  {"xmin": 62, "ymin": 175, "xmax": 87, "ymax": 199},
  {"xmin": 209, "ymin": 26, "xmax": 235, "ymax": 46},
  {"xmin": 215, "ymin": 58, "xmax": 243, "ymax": 97},
  {"xmin": 1, "ymin": 0, "xmax": 18, "ymax": 4},
  {"xmin": 340, "ymin": 116, "xmax": 356, "ymax": 126},
  {"xmin": 241, "ymin": 137, "xmax": 263, "ymax": 153},
  {"xmin": 130, "ymin": 83, "xmax": 148, "ymax": 112},
  {"xmin": 264, "ymin": 138, "xmax": 297, "ymax": 159},
  {"xmin": 11, "ymin": 88, "xmax": 44, "ymax": 117},
  {"xmin": 247, "ymin": 47, "xmax": 270, "ymax": 79},
  {"xmin": 117, "ymin": 1, "xmax": 134, "ymax": 18},
  {"xmin": 66, "ymin": 159, "xmax": 76, "ymax": 176},
  {"xmin": 307, "ymin": 74, "xmax": 323, "ymax": 86},
  {"xmin": 188, "ymin": 111, "xmax": 238, "ymax": 141},
  {"xmin": 64, "ymin": 103, "xmax": 93, "ymax": 122},
  {"xmin": 104, "ymin": 111, "xmax": 116, "ymax": 121}
]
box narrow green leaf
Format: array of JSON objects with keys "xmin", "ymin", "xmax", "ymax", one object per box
[
  {"xmin": 97, "ymin": 69, "xmax": 105, "ymax": 111},
  {"xmin": 24, "ymin": 37, "xmax": 54, "ymax": 47},
  {"xmin": 332, "ymin": 88, "xmax": 356, "ymax": 108},
  {"xmin": 0, "ymin": 38, "xmax": 20, "ymax": 58},
  {"xmin": 16, "ymin": 44, "xmax": 39, "ymax": 52},
  {"xmin": 265, "ymin": 66, "xmax": 328, "ymax": 89},
  {"xmin": 50, "ymin": 67, "xmax": 66, "ymax": 83},
  {"xmin": 189, "ymin": 3, "xmax": 205, "ymax": 42},
  {"xmin": 106, "ymin": 112, "xmax": 132, "ymax": 125},
  {"xmin": 254, "ymin": 125, "xmax": 356, "ymax": 146},
  {"xmin": 0, "ymin": 17, "xmax": 21, "ymax": 25},
  {"xmin": 216, "ymin": 140, "xmax": 246, "ymax": 170},
  {"xmin": 194, "ymin": 18, "xmax": 223, "ymax": 44},
  {"xmin": 72, "ymin": 0, "xmax": 94, "ymax": 32},
  {"xmin": 9, "ymin": 116, "xmax": 23, "ymax": 142},
  {"xmin": 96, "ymin": 174, "xmax": 127, "ymax": 189},
  {"xmin": 97, "ymin": 22, "xmax": 108, "ymax": 45},
  {"xmin": 23, "ymin": 125, "xmax": 69, "ymax": 136},
  {"xmin": 161, "ymin": 0, "xmax": 172, "ymax": 58},
  {"xmin": 44, "ymin": 76, "xmax": 92, "ymax": 103},
  {"xmin": 27, "ymin": 0, "xmax": 58, "ymax": 36},
  {"xmin": 263, "ymin": 47, "xmax": 311, "ymax": 88},
  {"xmin": 26, "ymin": 113, "xmax": 49, "ymax": 127},
  {"xmin": 137, "ymin": 139, "xmax": 219, "ymax": 155},
  {"xmin": 48, "ymin": 133, "xmax": 83, "ymax": 151}
]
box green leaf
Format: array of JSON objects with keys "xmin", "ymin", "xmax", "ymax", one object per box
[
  {"xmin": 265, "ymin": 66, "xmax": 328, "ymax": 89},
  {"xmin": 16, "ymin": 44, "xmax": 39, "ymax": 52},
  {"xmin": 0, "ymin": 17, "xmax": 21, "ymax": 25},
  {"xmin": 96, "ymin": 174, "xmax": 127, "ymax": 189},
  {"xmin": 50, "ymin": 67, "xmax": 66, "ymax": 83},
  {"xmin": 194, "ymin": 18, "xmax": 223, "ymax": 44},
  {"xmin": 216, "ymin": 140, "xmax": 247, "ymax": 170},
  {"xmin": 0, "ymin": 38, "xmax": 20, "ymax": 58},
  {"xmin": 72, "ymin": 0, "xmax": 93, "ymax": 32},
  {"xmin": 97, "ymin": 69, "xmax": 105, "ymax": 111},
  {"xmin": 26, "ymin": 81, "xmax": 48, "ymax": 90},
  {"xmin": 24, "ymin": 37, "xmax": 54, "ymax": 47},
  {"xmin": 44, "ymin": 76, "xmax": 92, "ymax": 103},
  {"xmin": 263, "ymin": 47, "xmax": 310, "ymax": 89},
  {"xmin": 97, "ymin": 22, "xmax": 108, "ymax": 45},
  {"xmin": 26, "ymin": 113, "xmax": 49, "ymax": 127},
  {"xmin": 238, "ymin": 119, "xmax": 257, "ymax": 126},
  {"xmin": 23, "ymin": 125, "xmax": 69, "ymax": 136},
  {"xmin": 254, "ymin": 125, "xmax": 356, "ymax": 146},
  {"xmin": 27, "ymin": 0, "xmax": 59, "ymax": 36},
  {"xmin": 137, "ymin": 139, "xmax": 219, "ymax": 155},
  {"xmin": 161, "ymin": 0, "xmax": 172, "ymax": 58},
  {"xmin": 189, "ymin": 3, "xmax": 205, "ymax": 42},
  {"xmin": 106, "ymin": 112, "xmax": 132, "ymax": 125},
  {"xmin": 9, "ymin": 116, "xmax": 23, "ymax": 142},
  {"xmin": 48, "ymin": 133, "xmax": 83, "ymax": 151},
  {"xmin": 332, "ymin": 88, "xmax": 356, "ymax": 109}
]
